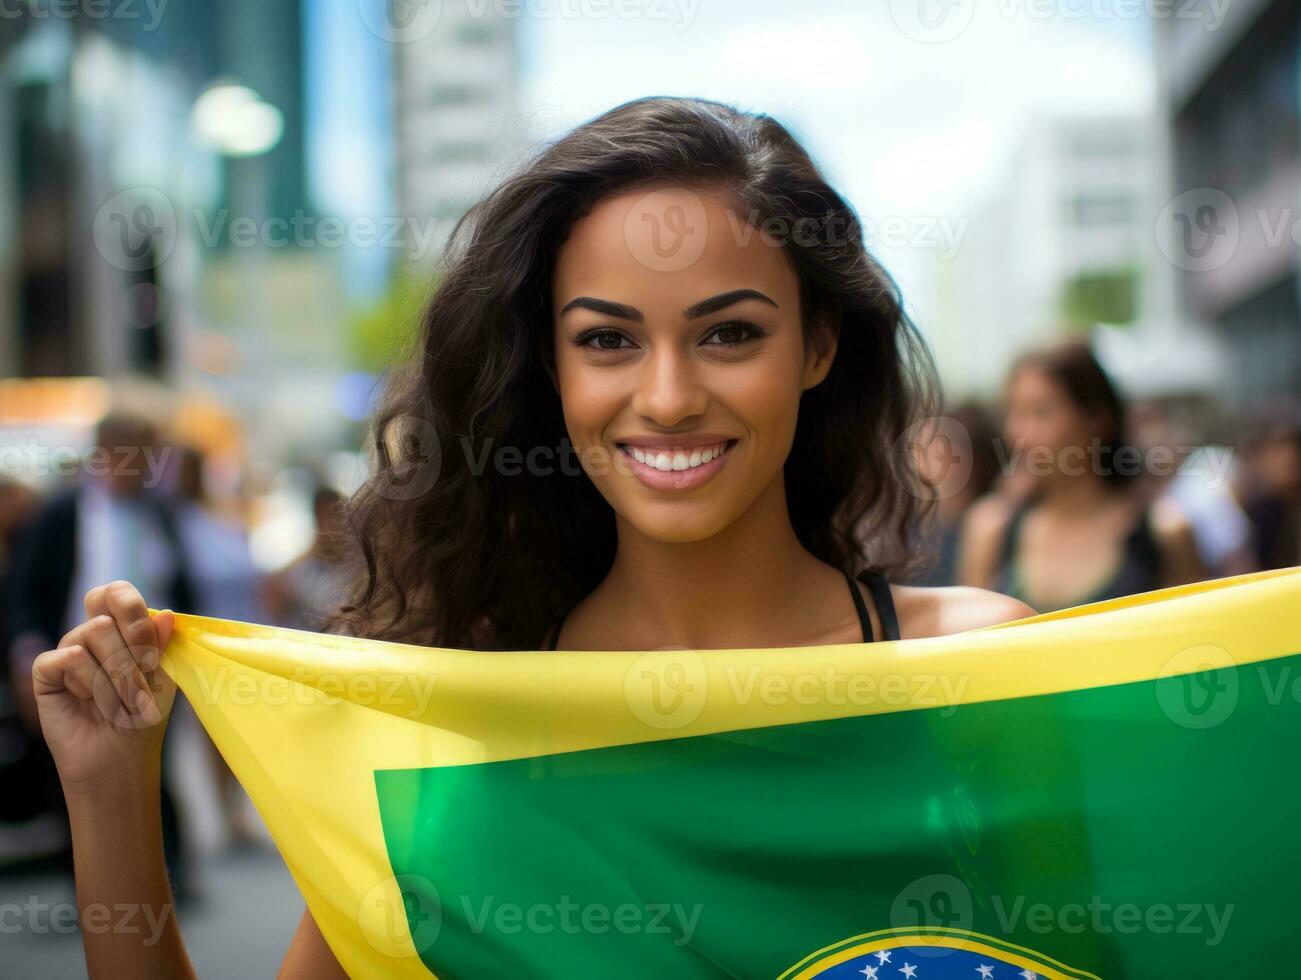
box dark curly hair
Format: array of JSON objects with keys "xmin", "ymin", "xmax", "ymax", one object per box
[{"xmin": 326, "ymin": 96, "xmax": 940, "ymax": 649}]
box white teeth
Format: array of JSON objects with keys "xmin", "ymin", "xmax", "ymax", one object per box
[{"xmin": 624, "ymin": 441, "xmax": 730, "ymax": 472}]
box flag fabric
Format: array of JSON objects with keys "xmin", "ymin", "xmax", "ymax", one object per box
[{"xmin": 157, "ymin": 567, "xmax": 1301, "ymax": 979}]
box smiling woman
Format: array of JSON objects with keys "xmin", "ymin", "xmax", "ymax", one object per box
[
  {"xmin": 319, "ymin": 96, "xmax": 1035, "ymax": 656},
  {"xmin": 32, "ymin": 95, "xmax": 1037, "ymax": 980}
]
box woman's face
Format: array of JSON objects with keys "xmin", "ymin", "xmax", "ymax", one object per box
[
  {"xmin": 1002, "ymin": 366, "xmax": 1095, "ymax": 479},
  {"xmin": 550, "ymin": 184, "xmax": 835, "ymax": 543}
]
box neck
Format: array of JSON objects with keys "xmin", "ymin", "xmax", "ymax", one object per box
[
  {"xmin": 1036, "ymin": 469, "xmax": 1116, "ymax": 513},
  {"xmin": 596, "ymin": 476, "xmax": 836, "ymax": 649}
]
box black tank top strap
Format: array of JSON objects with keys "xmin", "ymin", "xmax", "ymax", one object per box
[
  {"xmin": 855, "ymin": 569, "xmax": 901, "ymax": 643},
  {"xmin": 998, "ymin": 499, "xmax": 1033, "ymax": 569},
  {"xmin": 844, "ymin": 570, "xmax": 875, "ymax": 643}
]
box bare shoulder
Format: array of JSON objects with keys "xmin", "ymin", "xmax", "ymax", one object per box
[
  {"xmin": 965, "ymin": 492, "xmax": 1016, "ymax": 536},
  {"xmin": 891, "ymin": 583, "xmax": 1037, "ymax": 640}
]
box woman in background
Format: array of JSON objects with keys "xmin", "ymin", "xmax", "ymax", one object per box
[
  {"xmin": 959, "ymin": 339, "xmax": 1204, "ymax": 612},
  {"xmin": 905, "ymin": 402, "xmax": 1003, "ymax": 587}
]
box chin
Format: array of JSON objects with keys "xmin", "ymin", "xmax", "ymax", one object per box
[{"xmin": 619, "ymin": 500, "xmax": 737, "ymax": 545}]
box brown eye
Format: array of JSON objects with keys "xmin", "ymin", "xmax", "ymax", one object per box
[
  {"xmin": 574, "ymin": 328, "xmax": 636, "ymax": 351},
  {"xmin": 702, "ymin": 320, "xmax": 767, "ymax": 348}
]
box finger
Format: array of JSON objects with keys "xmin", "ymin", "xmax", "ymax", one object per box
[
  {"xmin": 82, "ymin": 615, "xmax": 158, "ymax": 726},
  {"xmin": 83, "ymin": 582, "xmax": 111, "ymax": 621},
  {"xmin": 103, "ymin": 581, "xmax": 165, "ymax": 672},
  {"xmin": 34, "ymin": 644, "xmax": 141, "ymax": 728},
  {"xmin": 152, "ymin": 609, "xmax": 175, "ymax": 659},
  {"xmin": 33, "ymin": 646, "xmax": 93, "ymax": 700}
]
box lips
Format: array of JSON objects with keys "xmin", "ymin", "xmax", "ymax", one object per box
[{"xmin": 614, "ymin": 438, "xmax": 738, "ymax": 491}]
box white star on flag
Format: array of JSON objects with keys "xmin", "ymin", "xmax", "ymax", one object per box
[
  {"xmin": 1019, "ymin": 971, "xmax": 1037, "ymax": 980},
  {"xmin": 899, "ymin": 964, "xmax": 918, "ymax": 979},
  {"xmin": 875, "ymin": 950, "xmax": 893, "ymax": 964},
  {"xmin": 977, "ymin": 966, "xmax": 995, "ymax": 978},
  {"xmin": 860, "ymin": 967, "xmax": 879, "ymax": 980}
]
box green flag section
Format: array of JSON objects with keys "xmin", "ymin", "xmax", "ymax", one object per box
[{"xmin": 158, "ymin": 567, "xmax": 1301, "ymax": 978}]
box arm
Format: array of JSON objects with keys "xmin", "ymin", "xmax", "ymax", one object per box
[
  {"xmin": 279, "ymin": 909, "xmax": 350, "ymax": 979},
  {"xmin": 33, "ymin": 582, "xmax": 194, "ymax": 979},
  {"xmin": 955, "ymin": 495, "xmax": 1013, "ymax": 589},
  {"xmin": 33, "ymin": 580, "xmax": 345, "ymax": 979},
  {"xmin": 61, "ymin": 762, "xmax": 195, "ymax": 978},
  {"xmin": 1150, "ymin": 497, "xmax": 1208, "ymax": 587},
  {"xmin": 891, "ymin": 583, "xmax": 1038, "ymax": 640}
]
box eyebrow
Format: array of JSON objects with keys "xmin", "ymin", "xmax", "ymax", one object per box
[{"xmin": 558, "ymin": 289, "xmax": 779, "ymax": 322}]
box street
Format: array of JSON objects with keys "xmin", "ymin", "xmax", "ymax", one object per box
[{"xmin": 0, "ymin": 846, "xmax": 302, "ymax": 978}]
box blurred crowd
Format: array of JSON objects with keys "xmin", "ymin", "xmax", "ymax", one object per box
[
  {"xmin": 1, "ymin": 337, "xmax": 1299, "ymax": 900},
  {"xmin": 0, "ymin": 410, "xmax": 352, "ymax": 899},
  {"xmin": 906, "ymin": 339, "xmax": 1300, "ymax": 600}
]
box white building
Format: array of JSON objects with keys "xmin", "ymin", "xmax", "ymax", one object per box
[
  {"xmin": 1154, "ymin": 0, "xmax": 1300, "ymax": 409},
  {"xmin": 933, "ymin": 114, "xmax": 1174, "ymax": 398},
  {"xmin": 392, "ymin": 2, "xmax": 524, "ymax": 262}
]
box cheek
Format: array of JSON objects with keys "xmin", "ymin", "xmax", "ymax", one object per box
[
  {"xmin": 1005, "ymin": 408, "xmax": 1040, "ymax": 446},
  {"xmin": 721, "ymin": 353, "xmax": 807, "ymax": 464},
  {"xmin": 734, "ymin": 364, "xmax": 799, "ymax": 432},
  {"xmin": 556, "ymin": 358, "xmax": 619, "ymax": 445},
  {"xmin": 1057, "ymin": 411, "xmax": 1094, "ymax": 447}
]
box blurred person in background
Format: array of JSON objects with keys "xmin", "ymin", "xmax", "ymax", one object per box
[
  {"xmin": 0, "ymin": 476, "xmax": 53, "ymax": 861},
  {"xmin": 263, "ymin": 484, "xmax": 352, "ymax": 633},
  {"xmin": 1128, "ymin": 400, "xmax": 1256, "ymax": 579},
  {"xmin": 959, "ymin": 339, "xmax": 1205, "ymax": 612},
  {"xmin": 1237, "ymin": 416, "xmax": 1301, "ymax": 570},
  {"xmin": 0, "ymin": 476, "xmax": 42, "ymax": 656},
  {"xmin": 4, "ymin": 411, "xmax": 198, "ymax": 898},
  {"xmin": 175, "ymin": 446, "xmax": 265, "ymax": 624},
  {"xmin": 905, "ymin": 403, "xmax": 1002, "ymax": 586},
  {"xmin": 173, "ymin": 446, "xmax": 269, "ymax": 849}
]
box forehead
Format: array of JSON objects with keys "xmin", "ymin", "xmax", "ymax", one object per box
[
  {"xmin": 552, "ymin": 184, "xmax": 800, "ymax": 315},
  {"xmin": 1009, "ymin": 365, "xmax": 1061, "ymax": 396}
]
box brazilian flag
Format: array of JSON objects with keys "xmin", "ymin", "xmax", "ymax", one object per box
[{"xmin": 160, "ymin": 567, "xmax": 1300, "ymax": 978}]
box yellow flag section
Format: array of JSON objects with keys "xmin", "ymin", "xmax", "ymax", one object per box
[{"xmin": 157, "ymin": 566, "xmax": 1301, "ymax": 978}]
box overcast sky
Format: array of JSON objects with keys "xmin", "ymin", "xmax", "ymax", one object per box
[
  {"xmin": 520, "ymin": 0, "xmax": 1156, "ymax": 316},
  {"xmin": 309, "ymin": 0, "xmax": 1158, "ymax": 316},
  {"xmin": 522, "ymin": 1, "xmax": 1154, "ymax": 211}
]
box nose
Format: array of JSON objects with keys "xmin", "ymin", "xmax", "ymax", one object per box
[{"xmin": 629, "ymin": 345, "xmax": 709, "ymax": 427}]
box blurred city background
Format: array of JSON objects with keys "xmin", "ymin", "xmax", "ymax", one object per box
[{"xmin": 0, "ymin": 0, "xmax": 1298, "ymax": 975}]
